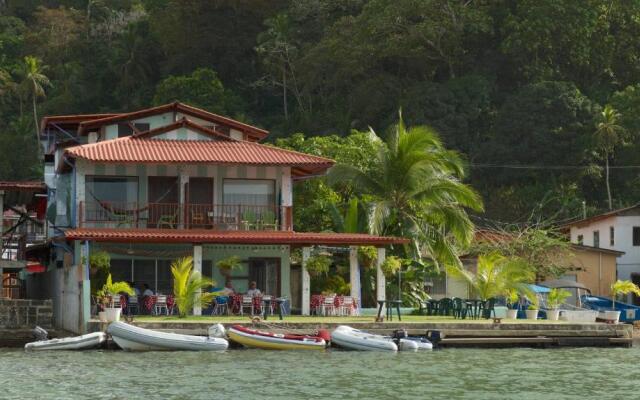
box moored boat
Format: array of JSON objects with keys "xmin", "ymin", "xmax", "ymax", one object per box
[
  {"xmin": 227, "ymin": 325, "xmax": 327, "ymax": 350},
  {"xmin": 107, "ymin": 321, "xmax": 228, "ymax": 351},
  {"xmin": 25, "ymin": 332, "xmax": 107, "ymax": 351},
  {"xmin": 330, "ymin": 325, "xmax": 398, "ymax": 351}
]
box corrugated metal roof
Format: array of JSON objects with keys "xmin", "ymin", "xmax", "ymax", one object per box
[
  {"xmin": 63, "ymin": 228, "xmax": 408, "ymax": 245},
  {"xmin": 64, "ymin": 137, "xmax": 334, "ymax": 172}
]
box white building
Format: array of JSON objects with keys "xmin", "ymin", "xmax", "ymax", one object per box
[{"xmin": 566, "ymin": 204, "xmax": 640, "ymax": 284}]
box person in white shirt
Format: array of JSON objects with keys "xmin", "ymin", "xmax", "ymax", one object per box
[
  {"xmin": 142, "ymin": 283, "xmax": 154, "ymax": 297},
  {"xmin": 246, "ymin": 281, "xmax": 261, "ymax": 297}
]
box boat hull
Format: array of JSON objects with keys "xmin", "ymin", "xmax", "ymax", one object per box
[
  {"xmin": 228, "ymin": 326, "xmax": 326, "ymax": 350},
  {"xmin": 107, "ymin": 321, "xmax": 228, "ymax": 351},
  {"xmin": 25, "ymin": 332, "xmax": 107, "ymax": 351},
  {"xmin": 331, "ymin": 325, "xmax": 398, "ymax": 351}
]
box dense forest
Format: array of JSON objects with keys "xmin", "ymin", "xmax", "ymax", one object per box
[{"xmin": 2, "ymin": 0, "xmax": 640, "ymax": 225}]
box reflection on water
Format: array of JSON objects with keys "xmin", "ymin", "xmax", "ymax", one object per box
[{"xmin": 0, "ymin": 346, "xmax": 636, "ymax": 400}]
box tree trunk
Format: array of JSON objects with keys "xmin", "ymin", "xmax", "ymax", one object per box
[
  {"xmin": 32, "ymin": 91, "xmax": 40, "ymax": 144},
  {"xmin": 282, "ymin": 64, "xmax": 288, "ymax": 120},
  {"xmin": 605, "ymin": 155, "xmax": 612, "ymax": 210}
]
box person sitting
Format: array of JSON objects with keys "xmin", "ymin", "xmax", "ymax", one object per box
[
  {"xmin": 130, "ymin": 282, "xmax": 141, "ymax": 297},
  {"xmin": 246, "ymin": 281, "xmax": 261, "ymax": 297},
  {"xmin": 142, "ymin": 283, "xmax": 154, "ymax": 297},
  {"xmin": 221, "ymin": 279, "xmax": 235, "ymax": 296}
]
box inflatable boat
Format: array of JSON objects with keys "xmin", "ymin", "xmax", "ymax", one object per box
[
  {"xmin": 227, "ymin": 325, "xmax": 327, "ymax": 350},
  {"xmin": 330, "ymin": 325, "xmax": 398, "ymax": 351},
  {"xmin": 107, "ymin": 321, "xmax": 228, "ymax": 351},
  {"xmin": 25, "ymin": 331, "xmax": 107, "ymax": 351}
]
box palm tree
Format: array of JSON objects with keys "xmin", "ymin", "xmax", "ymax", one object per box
[
  {"xmin": 328, "ymin": 112, "xmax": 483, "ymax": 267},
  {"xmin": 594, "ymin": 105, "xmax": 627, "ymax": 210},
  {"xmin": 19, "ymin": 56, "xmax": 51, "ymax": 142},
  {"xmin": 171, "ymin": 256, "xmax": 215, "ymax": 317},
  {"xmin": 446, "ymin": 253, "xmax": 534, "ymax": 301}
]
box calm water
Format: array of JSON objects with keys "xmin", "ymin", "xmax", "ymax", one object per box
[{"xmin": 0, "ymin": 346, "xmax": 636, "ymax": 400}]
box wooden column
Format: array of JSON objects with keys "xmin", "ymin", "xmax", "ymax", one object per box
[
  {"xmin": 349, "ymin": 246, "xmax": 361, "ymax": 314},
  {"xmin": 193, "ymin": 245, "xmax": 203, "ymax": 316},
  {"xmin": 376, "ymin": 247, "xmax": 386, "ymax": 316},
  {"xmin": 301, "ymin": 246, "xmax": 311, "ymax": 315}
]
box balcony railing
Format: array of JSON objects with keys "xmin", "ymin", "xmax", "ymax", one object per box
[{"xmin": 78, "ymin": 201, "xmax": 293, "ymax": 231}]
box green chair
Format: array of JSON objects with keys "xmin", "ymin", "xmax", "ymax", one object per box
[
  {"xmin": 261, "ymin": 210, "xmax": 278, "ymax": 230},
  {"xmin": 451, "ymin": 298, "xmax": 468, "ymax": 319},
  {"xmin": 241, "ymin": 210, "xmax": 258, "ymax": 230},
  {"xmin": 438, "ymin": 298, "xmax": 452, "ymax": 316},
  {"xmin": 157, "ymin": 211, "xmax": 178, "ymax": 229}
]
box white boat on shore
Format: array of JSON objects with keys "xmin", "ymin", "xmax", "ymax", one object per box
[
  {"xmin": 331, "ymin": 325, "xmax": 398, "ymax": 351},
  {"xmin": 25, "ymin": 332, "xmax": 107, "ymax": 351},
  {"xmin": 107, "ymin": 321, "xmax": 229, "ymax": 351}
]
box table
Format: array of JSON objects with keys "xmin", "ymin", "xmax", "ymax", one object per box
[
  {"xmin": 262, "ymin": 297, "xmax": 286, "ymax": 320},
  {"xmin": 376, "ymin": 300, "xmax": 402, "ymax": 321}
]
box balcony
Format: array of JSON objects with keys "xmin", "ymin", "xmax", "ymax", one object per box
[{"xmin": 78, "ymin": 201, "xmax": 293, "ymax": 231}]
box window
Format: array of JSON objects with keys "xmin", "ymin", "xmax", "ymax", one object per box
[
  {"xmin": 117, "ymin": 122, "xmax": 150, "ymax": 137},
  {"xmin": 223, "ymin": 179, "xmax": 275, "ymax": 206},
  {"xmin": 85, "ymin": 176, "xmax": 138, "ymax": 204},
  {"xmin": 610, "ymin": 226, "xmax": 615, "ymax": 246},
  {"xmin": 577, "ymin": 234, "xmax": 584, "ymax": 245},
  {"xmin": 593, "ymin": 231, "xmax": 600, "ymax": 248},
  {"xmin": 634, "ymin": 227, "xmax": 640, "ymax": 246}
]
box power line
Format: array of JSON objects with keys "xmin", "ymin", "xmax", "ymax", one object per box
[{"xmin": 469, "ymin": 163, "xmax": 640, "ymax": 170}]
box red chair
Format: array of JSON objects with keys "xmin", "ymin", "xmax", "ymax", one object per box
[{"xmin": 311, "ymin": 295, "xmax": 323, "ymax": 316}]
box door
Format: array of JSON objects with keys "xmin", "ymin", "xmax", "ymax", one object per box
[
  {"xmin": 148, "ymin": 176, "xmax": 179, "ymax": 227},
  {"xmin": 187, "ymin": 178, "xmax": 214, "ymax": 228},
  {"xmin": 248, "ymin": 258, "xmax": 280, "ymax": 297}
]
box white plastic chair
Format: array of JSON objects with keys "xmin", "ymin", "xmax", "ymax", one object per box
[
  {"xmin": 341, "ymin": 296, "xmax": 355, "ymax": 316},
  {"xmin": 127, "ymin": 296, "xmax": 139, "ymax": 315},
  {"xmin": 322, "ymin": 296, "xmax": 336, "ymax": 316},
  {"xmin": 261, "ymin": 295, "xmax": 274, "ymax": 316},
  {"xmin": 154, "ymin": 295, "xmax": 169, "ymax": 315},
  {"xmin": 240, "ymin": 295, "xmax": 254, "ymax": 316}
]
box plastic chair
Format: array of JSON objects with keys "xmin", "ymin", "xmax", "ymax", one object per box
[
  {"xmin": 341, "ymin": 296, "xmax": 356, "ymax": 316},
  {"xmin": 261, "ymin": 210, "xmax": 278, "ymax": 230},
  {"xmin": 240, "ymin": 295, "xmax": 254, "ymax": 315},
  {"xmin": 127, "ymin": 296, "xmax": 139, "ymax": 315},
  {"xmin": 212, "ymin": 296, "xmax": 229, "ymax": 315},
  {"xmin": 322, "ymin": 296, "xmax": 336, "ymax": 316},
  {"xmin": 452, "ymin": 298, "xmax": 467, "ymax": 319},
  {"xmin": 479, "ymin": 298, "xmax": 496, "ymax": 319},
  {"xmin": 242, "ymin": 210, "xmax": 258, "ymax": 230},
  {"xmin": 438, "ymin": 298, "xmax": 452, "ymax": 316},
  {"xmin": 154, "ymin": 295, "xmax": 169, "ymax": 315}
]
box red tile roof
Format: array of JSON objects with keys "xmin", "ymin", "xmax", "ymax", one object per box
[
  {"xmin": 64, "ymin": 136, "xmax": 335, "ymax": 177},
  {"xmin": 0, "ymin": 181, "xmax": 46, "ymax": 192},
  {"xmin": 63, "ymin": 228, "xmax": 409, "ymax": 245},
  {"xmin": 77, "ymin": 102, "xmax": 269, "ymax": 140}
]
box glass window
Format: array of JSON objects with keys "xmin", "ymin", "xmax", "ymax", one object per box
[
  {"xmin": 593, "ymin": 231, "xmax": 600, "ymax": 248},
  {"xmin": 223, "ymin": 179, "xmax": 275, "ymax": 206},
  {"xmin": 634, "ymin": 227, "xmax": 640, "ymax": 246},
  {"xmin": 133, "ymin": 260, "xmax": 156, "ymax": 292},
  {"xmin": 610, "ymin": 226, "xmax": 615, "ymax": 246},
  {"xmin": 156, "ymin": 260, "xmax": 173, "ymax": 295},
  {"xmin": 85, "ymin": 176, "xmax": 138, "ymax": 204}
]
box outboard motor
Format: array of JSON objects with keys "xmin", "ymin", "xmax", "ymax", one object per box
[
  {"xmin": 391, "ymin": 329, "xmax": 408, "ymax": 341},
  {"xmin": 425, "ymin": 330, "xmax": 443, "ymax": 347},
  {"xmin": 208, "ymin": 323, "xmax": 226, "ymax": 338},
  {"xmin": 32, "ymin": 326, "xmax": 48, "ymax": 341}
]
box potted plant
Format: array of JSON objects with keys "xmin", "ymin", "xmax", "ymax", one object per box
[
  {"xmin": 96, "ymin": 274, "xmax": 134, "ymax": 322},
  {"xmin": 546, "ymin": 288, "xmax": 571, "ymax": 321},
  {"xmin": 505, "ymin": 289, "xmax": 519, "ymax": 319},
  {"xmin": 606, "ymin": 280, "xmax": 640, "ymax": 323},
  {"xmin": 525, "ymin": 296, "xmax": 539, "ymax": 320},
  {"xmin": 305, "ymin": 254, "xmax": 332, "ymax": 277},
  {"xmin": 216, "ymin": 256, "xmax": 242, "ymax": 278}
]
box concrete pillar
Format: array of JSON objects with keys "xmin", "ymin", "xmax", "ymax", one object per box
[
  {"xmin": 178, "ymin": 168, "xmax": 189, "ymax": 229},
  {"xmin": 193, "ymin": 245, "xmax": 203, "ymax": 316},
  {"xmin": 281, "ymin": 167, "xmax": 292, "ymax": 230},
  {"xmin": 301, "ymin": 246, "xmax": 311, "ymax": 315},
  {"xmin": 376, "ymin": 247, "xmax": 386, "ymax": 316},
  {"xmin": 349, "ymin": 246, "xmax": 361, "ymax": 314}
]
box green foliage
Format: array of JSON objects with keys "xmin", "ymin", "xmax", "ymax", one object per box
[
  {"xmin": 305, "ymin": 254, "xmax": 331, "ymax": 277},
  {"xmin": 215, "ymin": 256, "xmax": 242, "ymax": 275},
  {"xmin": 610, "ymin": 280, "xmax": 640, "ymax": 310},
  {"xmin": 96, "ymin": 274, "xmax": 134, "ymax": 307},
  {"xmin": 447, "ymin": 253, "xmax": 535, "ymax": 301},
  {"xmin": 311, "ymin": 274, "xmax": 350, "ymax": 296},
  {"xmin": 153, "ymin": 68, "xmax": 243, "ymax": 116},
  {"xmin": 547, "ymin": 288, "xmax": 572, "ymax": 309},
  {"xmin": 358, "ymin": 246, "xmax": 377, "ymax": 269},
  {"xmin": 171, "ymin": 256, "xmax": 215, "ymax": 318},
  {"xmin": 380, "ymin": 256, "xmax": 401, "ymax": 277}
]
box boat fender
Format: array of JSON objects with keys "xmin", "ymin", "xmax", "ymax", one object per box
[
  {"xmin": 208, "ymin": 323, "xmax": 226, "ymax": 338},
  {"xmin": 316, "ymin": 329, "xmax": 331, "ymax": 343}
]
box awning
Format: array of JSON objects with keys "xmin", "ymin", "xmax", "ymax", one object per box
[
  {"xmin": 529, "ymin": 284, "xmax": 551, "ymax": 293},
  {"xmin": 539, "ymin": 279, "xmax": 590, "ymax": 291},
  {"xmin": 26, "ymin": 263, "xmax": 46, "ymax": 274}
]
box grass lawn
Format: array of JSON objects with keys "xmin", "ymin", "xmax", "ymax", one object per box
[{"xmin": 129, "ymin": 315, "xmax": 572, "ymax": 324}]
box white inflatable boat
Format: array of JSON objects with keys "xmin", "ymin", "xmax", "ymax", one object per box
[
  {"xmin": 25, "ymin": 332, "xmax": 107, "ymax": 351},
  {"xmin": 107, "ymin": 321, "xmax": 228, "ymax": 351},
  {"xmin": 331, "ymin": 325, "xmax": 398, "ymax": 351}
]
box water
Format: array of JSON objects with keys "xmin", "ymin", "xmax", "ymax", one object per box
[{"xmin": 0, "ymin": 346, "xmax": 636, "ymax": 400}]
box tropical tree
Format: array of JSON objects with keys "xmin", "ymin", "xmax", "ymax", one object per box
[
  {"xmin": 19, "ymin": 56, "xmax": 50, "ymax": 141},
  {"xmin": 447, "ymin": 253, "xmax": 534, "ymax": 301},
  {"xmin": 594, "ymin": 105, "xmax": 627, "ymax": 210},
  {"xmin": 328, "ymin": 112, "xmax": 483, "ymax": 266},
  {"xmin": 171, "ymin": 256, "xmax": 215, "ymax": 317},
  {"xmin": 96, "ymin": 274, "xmax": 134, "ymax": 308},
  {"xmin": 610, "ymin": 280, "xmax": 640, "ymax": 310}
]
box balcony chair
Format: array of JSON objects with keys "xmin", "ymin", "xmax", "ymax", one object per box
[
  {"xmin": 190, "ymin": 211, "xmax": 206, "ymax": 228},
  {"xmin": 157, "ymin": 212, "xmax": 178, "ymax": 229},
  {"xmin": 241, "ymin": 210, "xmax": 258, "ymax": 230},
  {"xmin": 261, "ymin": 210, "xmax": 279, "ymax": 231}
]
